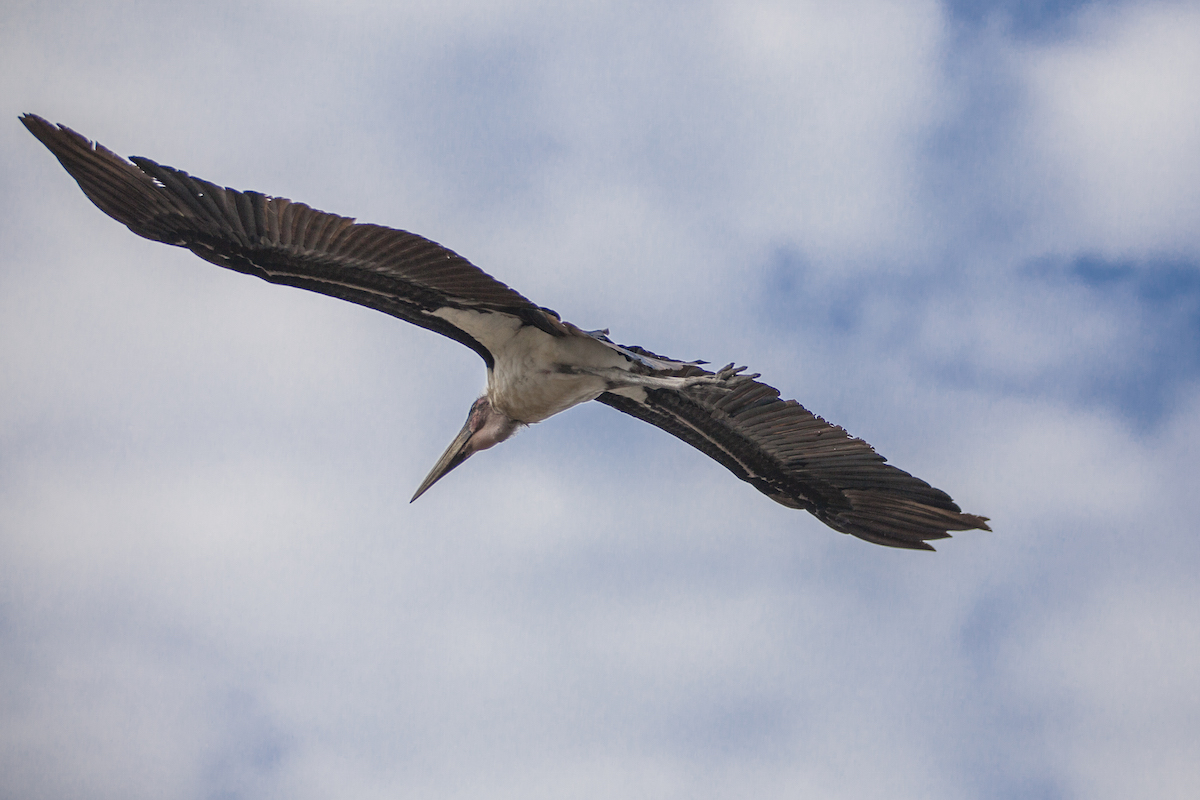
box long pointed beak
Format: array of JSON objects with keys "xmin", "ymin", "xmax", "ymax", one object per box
[{"xmin": 410, "ymin": 419, "xmax": 475, "ymax": 502}]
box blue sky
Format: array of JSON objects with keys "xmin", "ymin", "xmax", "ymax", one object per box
[{"xmin": 2, "ymin": 1, "xmax": 1198, "ymax": 798}]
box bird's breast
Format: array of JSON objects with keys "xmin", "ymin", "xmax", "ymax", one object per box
[{"xmin": 487, "ymin": 325, "xmax": 629, "ymax": 423}]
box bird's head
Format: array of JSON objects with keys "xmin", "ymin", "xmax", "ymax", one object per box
[{"xmin": 410, "ymin": 395, "xmax": 522, "ymax": 502}]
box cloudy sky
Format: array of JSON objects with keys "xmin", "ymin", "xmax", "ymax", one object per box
[{"xmin": 3, "ymin": 1, "xmax": 1198, "ymax": 797}]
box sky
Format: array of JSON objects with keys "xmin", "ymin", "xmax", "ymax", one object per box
[{"xmin": 2, "ymin": 1, "xmax": 1198, "ymax": 798}]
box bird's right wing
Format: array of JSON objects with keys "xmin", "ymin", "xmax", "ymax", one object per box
[
  {"xmin": 22, "ymin": 114, "xmax": 562, "ymax": 367},
  {"xmin": 594, "ymin": 359, "xmax": 989, "ymax": 550}
]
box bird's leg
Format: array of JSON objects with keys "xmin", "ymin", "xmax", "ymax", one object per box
[{"xmin": 570, "ymin": 363, "xmax": 759, "ymax": 393}]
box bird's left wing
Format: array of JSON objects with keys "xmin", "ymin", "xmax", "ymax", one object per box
[
  {"xmin": 22, "ymin": 114, "xmax": 561, "ymax": 366},
  {"xmin": 594, "ymin": 353, "xmax": 989, "ymax": 550}
]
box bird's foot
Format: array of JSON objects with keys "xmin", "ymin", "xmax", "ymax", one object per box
[{"xmin": 681, "ymin": 363, "xmax": 760, "ymax": 389}]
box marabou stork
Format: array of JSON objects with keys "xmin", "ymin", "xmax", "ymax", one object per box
[{"xmin": 22, "ymin": 114, "xmax": 989, "ymax": 550}]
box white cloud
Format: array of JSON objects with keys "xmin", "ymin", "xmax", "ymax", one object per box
[
  {"xmin": 711, "ymin": 0, "xmax": 946, "ymax": 265},
  {"xmin": 1020, "ymin": 2, "xmax": 1200, "ymax": 255},
  {"xmin": 1008, "ymin": 581, "xmax": 1200, "ymax": 799},
  {"xmin": 4, "ymin": 1, "xmax": 1200, "ymax": 798}
]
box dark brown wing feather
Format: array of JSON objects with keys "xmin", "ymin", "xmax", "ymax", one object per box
[
  {"xmin": 21, "ymin": 114, "xmax": 556, "ymax": 366},
  {"xmin": 597, "ymin": 367, "xmax": 989, "ymax": 550}
]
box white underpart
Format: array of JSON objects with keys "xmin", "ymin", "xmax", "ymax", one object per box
[
  {"xmin": 430, "ymin": 307, "xmax": 700, "ymax": 423},
  {"xmin": 606, "ymin": 384, "xmax": 649, "ymax": 403},
  {"xmin": 488, "ymin": 325, "xmax": 630, "ymax": 422},
  {"xmin": 430, "ymin": 307, "xmax": 525, "ymax": 356}
]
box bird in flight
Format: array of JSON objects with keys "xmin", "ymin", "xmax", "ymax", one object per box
[{"xmin": 23, "ymin": 114, "xmax": 989, "ymax": 550}]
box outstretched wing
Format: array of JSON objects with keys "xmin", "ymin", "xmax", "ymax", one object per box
[
  {"xmin": 22, "ymin": 114, "xmax": 562, "ymax": 367},
  {"xmin": 595, "ymin": 358, "xmax": 989, "ymax": 550}
]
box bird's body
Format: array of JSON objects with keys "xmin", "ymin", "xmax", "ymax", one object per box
[
  {"xmin": 477, "ymin": 319, "xmax": 621, "ymax": 423},
  {"xmin": 22, "ymin": 114, "xmax": 990, "ymax": 550}
]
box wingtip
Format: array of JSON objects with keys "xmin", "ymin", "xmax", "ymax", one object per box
[
  {"xmin": 825, "ymin": 496, "xmax": 991, "ymax": 551},
  {"xmin": 19, "ymin": 112, "xmax": 52, "ymax": 137},
  {"xmin": 21, "ymin": 113, "xmax": 72, "ymax": 137},
  {"xmin": 20, "ymin": 114, "xmax": 102, "ymax": 160}
]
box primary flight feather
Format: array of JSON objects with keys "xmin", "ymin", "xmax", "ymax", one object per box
[{"xmin": 22, "ymin": 114, "xmax": 989, "ymax": 550}]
